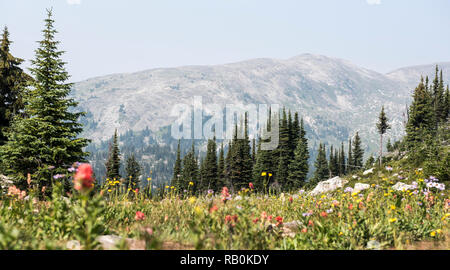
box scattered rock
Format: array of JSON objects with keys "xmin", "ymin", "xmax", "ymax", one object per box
[
  {"xmin": 97, "ymin": 235, "xmax": 145, "ymax": 250},
  {"xmin": 66, "ymin": 240, "xmax": 81, "ymax": 250},
  {"xmin": 309, "ymin": 176, "xmax": 348, "ymax": 196},
  {"xmin": 267, "ymin": 220, "xmax": 303, "ymax": 238},
  {"xmin": 354, "ymin": 183, "xmax": 370, "ymax": 193},
  {"xmin": 366, "ymin": 240, "xmax": 381, "ymax": 250},
  {"xmin": 392, "ymin": 182, "xmax": 416, "ymax": 191},
  {"xmin": 363, "ymin": 168, "xmax": 374, "ymax": 176}
]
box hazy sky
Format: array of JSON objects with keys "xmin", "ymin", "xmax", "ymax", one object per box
[{"xmin": 1, "ymin": 0, "xmax": 450, "ymax": 82}]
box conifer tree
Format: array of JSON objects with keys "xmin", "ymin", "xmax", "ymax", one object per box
[
  {"xmin": 252, "ymin": 110, "xmax": 274, "ymax": 190},
  {"xmin": 125, "ymin": 153, "xmax": 141, "ymax": 189},
  {"xmin": 171, "ymin": 140, "xmax": 182, "ymax": 188},
  {"xmin": 444, "ymin": 85, "xmax": 450, "ymax": 120},
  {"xmin": 276, "ymin": 108, "xmax": 290, "ymax": 186},
  {"xmin": 217, "ymin": 142, "xmax": 225, "ymax": 187},
  {"xmin": 203, "ymin": 136, "xmax": 218, "ymax": 191},
  {"xmin": 352, "ymin": 132, "xmax": 364, "ymax": 169},
  {"xmin": 0, "ymin": 26, "xmax": 30, "ymax": 146},
  {"xmin": 406, "ymin": 77, "xmax": 436, "ymax": 149},
  {"xmin": 347, "ymin": 139, "xmax": 353, "ymax": 174},
  {"xmin": 339, "ymin": 142, "xmax": 346, "ymax": 175},
  {"xmin": 0, "ymin": 10, "xmax": 89, "ymax": 189},
  {"xmin": 106, "ymin": 129, "xmax": 121, "ymax": 180},
  {"xmin": 312, "ymin": 143, "xmax": 329, "ymax": 185},
  {"xmin": 376, "ymin": 106, "xmax": 390, "ymax": 167},
  {"xmin": 287, "ymin": 123, "xmax": 309, "ymax": 189},
  {"xmin": 181, "ymin": 141, "xmax": 198, "ymax": 192}
]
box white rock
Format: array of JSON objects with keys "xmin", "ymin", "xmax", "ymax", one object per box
[
  {"xmin": 392, "ymin": 182, "xmax": 415, "ymax": 191},
  {"xmin": 354, "ymin": 183, "xmax": 370, "ymax": 193},
  {"xmin": 363, "ymin": 168, "xmax": 374, "ymax": 176},
  {"xmin": 352, "ymin": 175, "xmax": 359, "ymax": 179},
  {"xmin": 66, "ymin": 240, "xmax": 81, "ymax": 250},
  {"xmin": 309, "ymin": 176, "xmax": 348, "ymax": 196}
]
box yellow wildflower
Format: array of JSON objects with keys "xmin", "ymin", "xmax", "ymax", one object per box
[
  {"xmin": 189, "ymin": 197, "xmax": 196, "ymax": 204},
  {"xmin": 430, "ymin": 231, "xmax": 436, "ymax": 237},
  {"xmin": 390, "ymin": 205, "xmax": 396, "ymax": 210},
  {"xmin": 389, "ymin": 218, "xmax": 397, "ymax": 223},
  {"xmin": 261, "ymin": 172, "xmax": 267, "ymax": 176},
  {"xmin": 189, "ymin": 181, "xmax": 194, "ymax": 186}
]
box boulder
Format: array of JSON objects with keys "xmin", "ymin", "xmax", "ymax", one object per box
[
  {"xmin": 66, "ymin": 240, "xmax": 81, "ymax": 250},
  {"xmin": 392, "ymin": 182, "xmax": 416, "ymax": 191},
  {"xmin": 267, "ymin": 220, "xmax": 303, "ymax": 238},
  {"xmin": 309, "ymin": 176, "xmax": 348, "ymax": 196},
  {"xmin": 97, "ymin": 235, "xmax": 145, "ymax": 250},
  {"xmin": 363, "ymin": 168, "xmax": 374, "ymax": 176},
  {"xmin": 354, "ymin": 183, "xmax": 370, "ymax": 193}
]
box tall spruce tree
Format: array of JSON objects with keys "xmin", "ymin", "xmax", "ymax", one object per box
[
  {"xmin": 339, "ymin": 142, "xmax": 346, "ymax": 175},
  {"xmin": 406, "ymin": 77, "xmax": 436, "ymax": 149},
  {"xmin": 217, "ymin": 142, "xmax": 225, "ymax": 188},
  {"xmin": 203, "ymin": 136, "xmax": 218, "ymax": 191},
  {"xmin": 287, "ymin": 123, "xmax": 309, "ymax": 189},
  {"xmin": 171, "ymin": 140, "xmax": 182, "ymax": 188},
  {"xmin": 312, "ymin": 143, "xmax": 329, "ymax": 185},
  {"xmin": 181, "ymin": 141, "xmax": 198, "ymax": 192},
  {"xmin": 125, "ymin": 154, "xmax": 141, "ymax": 189},
  {"xmin": 0, "ymin": 10, "xmax": 89, "ymax": 189},
  {"xmin": 347, "ymin": 139, "xmax": 353, "ymax": 174},
  {"xmin": 0, "ymin": 26, "xmax": 30, "ymax": 147},
  {"xmin": 352, "ymin": 132, "xmax": 364, "ymax": 169},
  {"xmin": 106, "ymin": 129, "xmax": 121, "ymax": 180},
  {"xmin": 276, "ymin": 108, "xmax": 290, "ymax": 186},
  {"xmin": 376, "ymin": 106, "xmax": 390, "ymax": 167}
]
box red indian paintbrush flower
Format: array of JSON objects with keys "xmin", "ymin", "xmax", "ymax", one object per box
[
  {"xmin": 73, "ymin": 163, "xmax": 94, "ymax": 192},
  {"xmin": 249, "ymin": 182, "xmax": 254, "ymax": 189},
  {"xmin": 135, "ymin": 211, "xmax": 145, "ymax": 221},
  {"xmin": 275, "ymin": 216, "xmax": 283, "ymax": 226}
]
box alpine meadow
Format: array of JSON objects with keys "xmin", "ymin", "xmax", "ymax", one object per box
[{"xmin": 0, "ymin": 1, "xmax": 449, "ymax": 256}]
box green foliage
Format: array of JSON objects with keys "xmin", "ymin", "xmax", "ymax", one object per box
[
  {"xmin": 125, "ymin": 154, "xmax": 141, "ymax": 189},
  {"xmin": 0, "ymin": 26, "xmax": 30, "ymax": 147},
  {"xmin": 312, "ymin": 143, "xmax": 329, "ymax": 185},
  {"xmin": 0, "ymin": 10, "xmax": 89, "ymax": 190},
  {"xmin": 105, "ymin": 129, "xmax": 121, "ymax": 180}
]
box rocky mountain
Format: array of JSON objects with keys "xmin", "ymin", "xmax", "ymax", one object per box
[{"xmin": 71, "ymin": 54, "xmax": 450, "ymax": 157}]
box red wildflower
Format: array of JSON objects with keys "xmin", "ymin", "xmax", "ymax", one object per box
[
  {"xmin": 320, "ymin": 211, "xmax": 328, "ymax": 218},
  {"xmin": 348, "ymin": 203, "xmax": 353, "ymax": 210},
  {"xmin": 249, "ymin": 182, "xmax": 254, "ymax": 189},
  {"xmin": 135, "ymin": 211, "xmax": 145, "ymax": 221},
  {"xmin": 73, "ymin": 163, "xmax": 94, "ymax": 192},
  {"xmin": 289, "ymin": 197, "xmax": 293, "ymax": 203},
  {"xmin": 301, "ymin": 228, "xmax": 308, "ymax": 233},
  {"xmin": 308, "ymin": 220, "xmax": 314, "ymax": 227},
  {"xmin": 225, "ymin": 215, "xmax": 232, "ymax": 223},
  {"xmin": 209, "ymin": 205, "xmax": 219, "ymax": 213},
  {"xmin": 221, "ymin": 186, "xmax": 230, "ymax": 203},
  {"xmin": 252, "ymin": 218, "xmax": 260, "ymax": 224},
  {"xmin": 231, "ymin": 214, "xmax": 238, "ymax": 223},
  {"xmin": 275, "ymin": 216, "xmax": 283, "ymax": 226}
]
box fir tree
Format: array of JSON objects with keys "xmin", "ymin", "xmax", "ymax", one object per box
[
  {"xmin": 347, "ymin": 139, "xmax": 353, "ymax": 174},
  {"xmin": 352, "ymin": 132, "xmax": 364, "ymax": 169},
  {"xmin": 105, "ymin": 129, "xmax": 121, "ymax": 180},
  {"xmin": 217, "ymin": 142, "xmax": 225, "ymax": 187},
  {"xmin": 203, "ymin": 136, "xmax": 218, "ymax": 191},
  {"xmin": 275, "ymin": 108, "xmax": 290, "ymax": 186},
  {"xmin": 338, "ymin": 142, "xmax": 346, "ymax": 176},
  {"xmin": 0, "ymin": 10, "xmax": 89, "ymax": 189},
  {"xmin": 181, "ymin": 141, "xmax": 198, "ymax": 192},
  {"xmin": 0, "ymin": 26, "xmax": 30, "ymax": 146},
  {"xmin": 171, "ymin": 140, "xmax": 182, "ymax": 188},
  {"xmin": 125, "ymin": 153, "xmax": 141, "ymax": 189},
  {"xmin": 376, "ymin": 106, "xmax": 390, "ymax": 167},
  {"xmin": 287, "ymin": 125, "xmax": 309, "ymax": 189},
  {"xmin": 312, "ymin": 143, "xmax": 329, "ymax": 185},
  {"xmin": 406, "ymin": 77, "xmax": 436, "ymax": 149}
]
